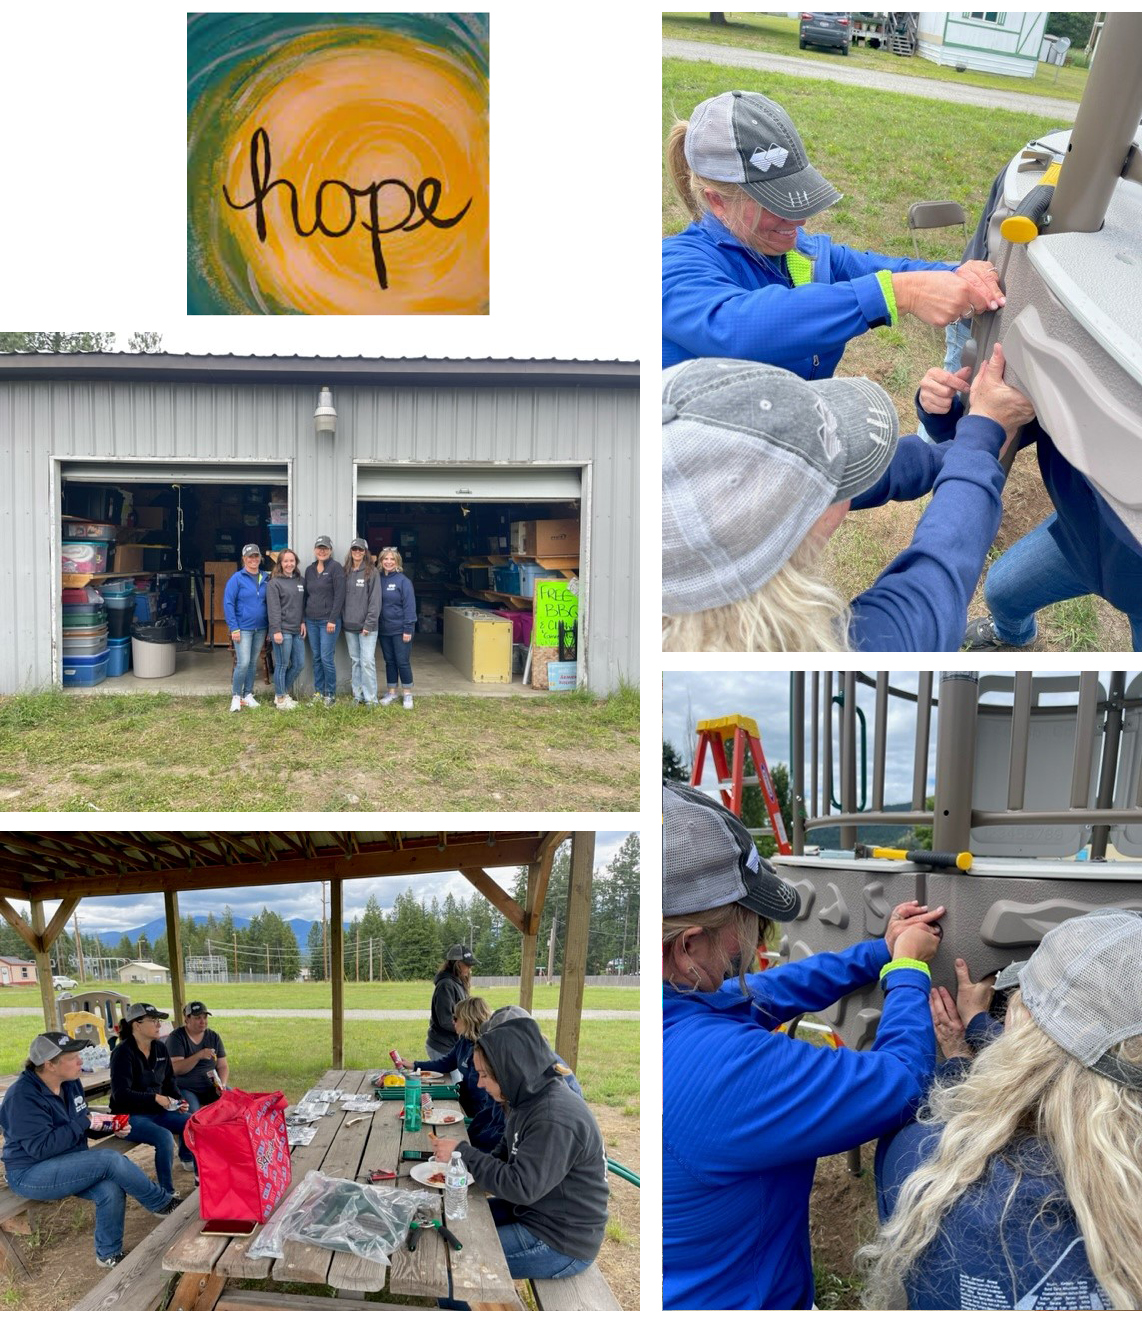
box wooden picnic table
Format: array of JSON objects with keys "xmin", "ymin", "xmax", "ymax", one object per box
[{"xmin": 160, "ymin": 1069, "xmax": 522, "ymax": 1310}]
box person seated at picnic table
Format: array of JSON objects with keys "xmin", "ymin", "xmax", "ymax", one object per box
[
  {"xmin": 426, "ymin": 943, "xmax": 476, "ymax": 1057},
  {"xmin": 397, "ymin": 996, "xmax": 504, "ymax": 1153},
  {"xmin": 431, "ymin": 1015, "xmax": 608, "ymax": 1280},
  {"xmin": 0, "ymin": 1032, "xmax": 181, "ymax": 1268},
  {"xmin": 661, "ymin": 350, "xmax": 1034, "ymax": 651},
  {"xmin": 662, "ymin": 90, "xmax": 1005, "ymax": 374},
  {"xmin": 661, "ymin": 782, "xmax": 944, "ymax": 1309},
  {"xmin": 166, "ymin": 1000, "xmax": 228, "ymax": 1122},
  {"xmin": 109, "ymin": 1002, "xmax": 195, "ymax": 1191},
  {"xmin": 860, "ymin": 908, "xmax": 1142, "ymax": 1311},
  {"xmin": 483, "ymin": 1004, "xmax": 583, "ymax": 1096}
]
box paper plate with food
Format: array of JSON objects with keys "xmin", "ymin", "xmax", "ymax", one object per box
[
  {"xmin": 424, "ymin": 1106, "xmax": 464, "ymax": 1125},
  {"xmin": 409, "ymin": 1161, "xmax": 449, "ymax": 1188}
]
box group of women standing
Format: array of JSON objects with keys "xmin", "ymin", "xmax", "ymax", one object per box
[{"xmin": 223, "ymin": 537, "xmax": 416, "ymax": 711}]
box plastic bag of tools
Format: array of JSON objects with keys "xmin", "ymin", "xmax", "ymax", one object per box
[{"xmin": 249, "ymin": 1169, "xmax": 432, "ymax": 1265}]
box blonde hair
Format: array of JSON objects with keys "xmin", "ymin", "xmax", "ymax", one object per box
[
  {"xmin": 666, "ymin": 118, "xmax": 762, "ymax": 235},
  {"xmin": 452, "ymin": 996, "xmax": 491, "ymax": 1040},
  {"xmin": 662, "ymin": 538, "xmax": 850, "ymax": 652},
  {"xmin": 378, "ymin": 547, "xmax": 404, "ymax": 573},
  {"xmin": 662, "ymin": 900, "xmax": 766, "ymax": 997},
  {"xmin": 857, "ymin": 995, "xmax": 1142, "ymax": 1310}
]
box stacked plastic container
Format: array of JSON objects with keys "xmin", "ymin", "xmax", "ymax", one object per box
[
  {"xmin": 102, "ymin": 581, "xmax": 136, "ymax": 676},
  {"xmin": 62, "ymin": 587, "xmax": 109, "ymax": 687},
  {"xmin": 268, "ymin": 501, "xmax": 289, "ymax": 553}
]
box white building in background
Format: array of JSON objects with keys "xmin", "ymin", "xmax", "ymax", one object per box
[
  {"xmin": 119, "ymin": 959, "xmax": 170, "ymax": 985},
  {"xmin": 916, "ymin": 12, "xmax": 1049, "ymax": 79}
]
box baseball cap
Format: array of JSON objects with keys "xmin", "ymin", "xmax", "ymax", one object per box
[
  {"xmin": 446, "ymin": 944, "xmax": 477, "ymax": 964},
  {"xmin": 124, "ymin": 1002, "xmax": 169, "ymax": 1023},
  {"xmin": 349, "ymin": 537, "xmax": 369, "ymax": 551},
  {"xmin": 685, "ymin": 90, "xmax": 842, "ymax": 222},
  {"xmin": 314, "ymin": 535, "xmax": 333, "ymax": 549},
  {"xmin": 663, "ymin": 782, "xmax": 800, "ymax": 922},
  {"xmin": 28, "ymin": 1032, "xmax": 87, "ymax": 1066},
  {"xmin": 183, "ymin": 1001, "xmax": 212, "ymax": 1017},
  {"xmin": 994, "ymin": 907, "xmax": 1142, "ymax": 1088},
  {"xmin": 241, "ymin": 543, "xmax": 261, "ymax": 558},
  {"xmin": 662, "ymin": 358, "xmax": 899, "ymax": 615}
]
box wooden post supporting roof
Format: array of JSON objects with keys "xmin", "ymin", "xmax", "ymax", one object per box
[
  {"xmin": 517, "ymin": 863, "xmax": 543, "ymax": 1012},
  {"xmin": 165, "ymin": 891, "xmax": 185, "ymax": 1024},
  {"xmin": 31, "ymin": 900, "xmax": 58, "ymax": 1032},
  {"xmin": 330, "ymin": 878, "xmax": 344, "ymax": 1069},
  {"xmin": 554, "ymin": 832, "xmax": 595, "ymax": 1071}
]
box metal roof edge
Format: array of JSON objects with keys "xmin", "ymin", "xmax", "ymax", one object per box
[{"xmin": 0, "ymin": 353, "xmax": 640, "ymax": 389}]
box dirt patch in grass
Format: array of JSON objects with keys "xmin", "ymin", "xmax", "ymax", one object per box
[
  {"xmin": 0, "ymin": 1104, "xmax": 640, "ymax": 1311},
  {"xmin": 809, "ymin": 1149, "xmax": 880, "ymax": 1310}
]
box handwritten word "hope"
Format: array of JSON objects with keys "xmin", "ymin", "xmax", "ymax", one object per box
[{"xmin": 222, "ymin": 127, "xmax": 473, "ymax": 291}]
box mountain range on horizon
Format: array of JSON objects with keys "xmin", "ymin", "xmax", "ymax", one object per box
[{"xmin": 88, "ymin": 913, "xmax": 323, "ymax": 950}]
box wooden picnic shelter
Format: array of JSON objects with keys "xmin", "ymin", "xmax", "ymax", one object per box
[{"xmin": 0, "ymin": 829, "xmax": 595, "ymax": 1068}]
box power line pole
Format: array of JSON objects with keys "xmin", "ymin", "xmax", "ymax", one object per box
[
  {"xmin": 74, "ymin": 913, "xmax": 86, "ymax": 982},
  {"xmin": 233, "ymin": 932, "xmax": 238, "ymax": 980},
  {"xmin": 378, "ymin": 936, "xmax": 384, "ymax": 983},
  {"xmin": 547, "ymin": 915, "xmax": 557, "ymax": 984},
  {"xmin": 355, "ymin": 933, "xmax": 360, "ymax": 983},
  {"xmin": 266, "ymin": 944, "xmax": 270, "ymax": 977}
]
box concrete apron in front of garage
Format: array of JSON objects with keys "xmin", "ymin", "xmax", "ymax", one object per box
[{"xmin": 71, "ymin": 636, "xmax": 543, "ymax": 699}]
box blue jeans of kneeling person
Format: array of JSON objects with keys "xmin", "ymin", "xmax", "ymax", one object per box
[
  {"xmin": 307, "ymin": 619, "xmax": 340, "ymax": 697},
  {"xmin": 231, "ymin": 628, "xmax": 267, "ymax": 698},
  {"xmin": 344, "ymin": 629, "xmax": 379, "ymax": 703},
  {"xmin": 488, "ymin": 1197, "xmax": 593, "ymax": 1278},
  {"xmin": 6, "ymin": 1148, "xmax": 173, "ymax": 1260},
  {"xmin": 271, "ymin": 631, "xmax": 305, "ymax": 698},
  {"xmin": 126, "ymin": 1111, "xmax": 194, "ymax": 1191}
]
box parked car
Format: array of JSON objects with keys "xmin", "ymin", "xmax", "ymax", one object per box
[
  {"xmin": 799, "ymin": 12, "xmax": 851, "ymax": 54},
  {"xmin": 52, "ymin": 975, "xmax": 77, "ymax": 990}
]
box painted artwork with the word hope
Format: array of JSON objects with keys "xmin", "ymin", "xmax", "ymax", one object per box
[{"xmin": 187, "ymin": 13, "xmax": 489, "ymax": 315}]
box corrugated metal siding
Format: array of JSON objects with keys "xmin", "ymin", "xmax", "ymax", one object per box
[{"xmin": 0, "ymin": 378, "xmax": 638, "ymax": 694}]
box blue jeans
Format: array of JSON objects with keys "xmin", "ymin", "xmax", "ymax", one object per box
[
  {"xmin": 126, "ymin": 1111, "xmax": 193, "ymax": 1191},
  {"xmin": 344, "ymin": 630, "xmax": 379, "ymax": 702},
  {"xmin": 984, "ymin": 514, "xmax": 1142, "ymax": 649},
  {"xmin": 380, "ymin": 633, "xmax": 413, "ymax": 688},
  {"xmin": 307, "ymin": 619, "xmax": 340, "ymax": 697},
  {"xmin": 488, "ymin": 1198, "xmax": 593, "ymax": 1279},
  {"xmin": 271, "ymin": 631, "xmax": 305, "ymax": 698},
  {"xmin": 181, "ymin": 1087, "xmax": 219, "ymax": 1116},
  {"xmin": 231, "ymin": 628, "xmax": 267, "ymax": 697},
  {"xmin": 6, "ymin": 1148, "xmax": 171, "ymax": 1259}
]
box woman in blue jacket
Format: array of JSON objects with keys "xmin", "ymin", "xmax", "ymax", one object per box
[
  {"xmin": 0, "ymin": 1032, "xmax": 180, "ymax": 1267},
  {"xmin": 377, "ymin": 547, "xmax": 417, "ymax": 709},
  {"xmin": 223, "ymin": 543, "xmax": 269, "ymax": 712},
  {"xmin": 663, "ymin": 91, "xmax": 1005, "ymax": 375},
  {"xmin": 861, "ymin": 908, "xmax": 1142, "ymax": 1310},
  {"xmin": 661, "ymin": 783, "xmax": 945, "ymax": 1310}
]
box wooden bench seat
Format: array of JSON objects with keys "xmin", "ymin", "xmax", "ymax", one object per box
[{"xmin": 529, "ymin": 1262, "xmax": 621, "ymax": 1310}]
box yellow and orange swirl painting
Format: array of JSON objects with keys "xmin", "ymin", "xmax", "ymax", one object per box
[{"xmin": 188, "ymin": 14, "xmax": 489, "ymax": 315}]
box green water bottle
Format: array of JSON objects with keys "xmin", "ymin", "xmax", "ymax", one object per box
[{"xmin": 404, "ymin": 1070, "xmax": 422, "ymax": 1132}]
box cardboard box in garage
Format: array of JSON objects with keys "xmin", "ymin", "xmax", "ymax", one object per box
[{"xmin": 509, "ymin": 519, "xmax": 579, "ymax": 557}]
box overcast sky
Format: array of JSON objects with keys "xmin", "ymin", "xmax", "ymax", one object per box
[
  {"xmin": 663, "ymin": 671, "xmax": 1142, "ymax": 806},
  {"xmin": 49, "ymin": 833, "xmax": 632, "ymax": 935}
]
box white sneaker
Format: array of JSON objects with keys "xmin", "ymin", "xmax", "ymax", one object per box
[
  {"xmin": 402, "ymin": 693, "xmax": 414, "ymax": 710},
  {"xmin": 179, "ymin": 1158, "xmax": 196, "ymax": 1173},
  {"xmin": 242, "ymin": 694, "xmax": 260, "ymax": 708},
  {"xmin": 230, "ymin": 695, "xmax": 242, "ymax": 713},
  {"xmin": 380, "ymin": 692, "xmax": 398, "ymax": 707},
  {"xmin": 280, "ymin": 695, "xmax": 297, "ymax": 710}
]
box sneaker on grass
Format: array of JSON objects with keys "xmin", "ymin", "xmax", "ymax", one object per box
[
  {"xmin": 962, "ymin": 616, "xmax": 1035, "ymax": 651},
  {"xmin": 402, "ymin": 693, "xmax": 414, "ymax": 710},
  {"xmin": 242, "ymin": 693, "xmax": 260, "ymax": 708},
  {"xmin": 96, "ymin": 1251, "xmax": 126, "ymax": 1267},
  {"xmin": 229, "ymin": 695, "xmax": 242, "ymax": 713}
]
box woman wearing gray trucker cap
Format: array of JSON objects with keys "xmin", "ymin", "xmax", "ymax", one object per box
[
  {"xmin": 662, "ymin": 347, "xmax": 1034, "ymax": 651},
  {"xmin": 662, "ymin": 782, "xmax": 945, "ymax": 1309},
  {"xmin": 663, "ymin": 90, "xmax": 1006, "ymax": 374},
  {"xmin": 861, "ymin": 907, "xmax": 1142, "ymax": 1310}
]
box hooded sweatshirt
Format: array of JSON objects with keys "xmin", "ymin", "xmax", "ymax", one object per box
[
  {"xmin": 457, "ymin": 1018, "xmax": 608, "ymax": 1263},
  {"xmin": 426, "ymin": 968, "xmax": 466, "ymax": 1056},
  {"xmin": 267, "ymin": 571, "xmax": 306, "ymax": 635},
  {"xmin": 342, "ymin": 561, "xmax": 380, "ymax": 633},
  {"xmin": 0, "ymin": 1068, "xmax": 95, "ymax": 1176}
]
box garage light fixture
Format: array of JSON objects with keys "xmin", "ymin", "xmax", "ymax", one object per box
[{"xmin": 314, "ymin": 386, "xmax": 337, "ymax": 438}]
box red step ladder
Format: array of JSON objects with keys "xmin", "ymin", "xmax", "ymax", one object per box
[{"xmin": 691, "ymin": 714, "xmax": 792, "ymax": 855}]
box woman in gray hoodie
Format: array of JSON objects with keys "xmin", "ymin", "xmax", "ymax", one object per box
[
  {"xmin": 341, "ymin": 539, "xmax": 380, "ymax": 705},
  {"xmin": 431, "ymin": 1016, "xmax": 608, "ymax": 1279},
  {"xmin": 266, "ymin": 549, "xmax": 307, "ymax": 710}
]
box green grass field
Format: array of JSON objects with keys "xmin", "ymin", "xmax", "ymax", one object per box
[
  {"xmin": 663, "ymin": 12, "xmax": 1089, "ymax": 102},
  {"xmin": 0, "ymin": 686, "xmax": 639, "ymax": 811}
]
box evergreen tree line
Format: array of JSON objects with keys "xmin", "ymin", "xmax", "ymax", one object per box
[{"xmin": 1, "ymin": 838, "xmax": 640, "ymax": 983}]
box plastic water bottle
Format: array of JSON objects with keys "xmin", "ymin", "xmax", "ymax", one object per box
[
  {"xmin": 444, "ymin": 1150, "xmax": 468, "ymax": 1220},
  {"xmin": 404, "ymin": 1071, "xmax": 422, "ymax": 1132}
]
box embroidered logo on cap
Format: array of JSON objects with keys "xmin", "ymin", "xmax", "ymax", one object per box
[{"xmin": 750, "ymin": 144, "xmax": 789, "ymax": 173}]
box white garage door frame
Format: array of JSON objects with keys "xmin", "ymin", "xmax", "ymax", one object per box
[
  {"xmin": 353, "ymin": 461, "xmax": 592, "ymax": 690},
  {"xmin": 51, "ymin": 456, "xmax": 292, "ymax": 685}
]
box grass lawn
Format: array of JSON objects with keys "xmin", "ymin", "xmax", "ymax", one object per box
[
  {"xmin": 663, "ymin": 12, "xmax": 1089, "ymax": 102},
  {"xmin": 0, "ymin": 982, "xmax": 639, "ymax": 1012},
  {"xmin": 0, "ymin": 1014, "xmax": 639, "ymax": 1113},
  {"xmin": 0, "ymin": 686, "xmax": 639, "ymax": 811}
]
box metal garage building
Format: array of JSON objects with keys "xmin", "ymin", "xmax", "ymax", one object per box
[{"xmin": 0, "ymin": 354, "xmax": 639, "ymax": 695}]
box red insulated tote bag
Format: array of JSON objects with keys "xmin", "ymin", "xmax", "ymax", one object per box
[{"xmin": 184, "ymin": 1087, "xmax": 292, "ymax": 1222}]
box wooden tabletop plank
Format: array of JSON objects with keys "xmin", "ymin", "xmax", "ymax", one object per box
[{"xmin": 447, "ymin": 1190, "xmax": 521, "ymax": 1306}]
